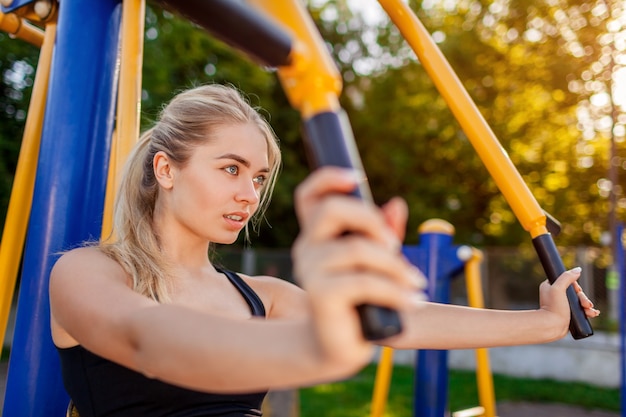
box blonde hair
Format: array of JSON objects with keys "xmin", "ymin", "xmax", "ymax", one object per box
[{"xmin": 100, "ymin": 84, "xmax": 281, "ymax": 302}]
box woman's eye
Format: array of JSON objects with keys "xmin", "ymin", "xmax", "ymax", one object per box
[
  {"xmin": 225, "ymin": 166, "xmax": 238, "ymax": 175},
  {"xmin": 253, "ymin": 175, "xmax": 267, "ymax": 186}
]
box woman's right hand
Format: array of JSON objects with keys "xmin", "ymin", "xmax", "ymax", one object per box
[{"xmin": 291, "ymin": 167, "xmax": 427, "ymax": 373}]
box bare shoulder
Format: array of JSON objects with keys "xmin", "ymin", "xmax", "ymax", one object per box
[
  {"xmin": 50, "ymin": 245, "xmax": 132, "ymax": 322},
  {"xmin": 51, "ymin": 245, "xmax": 126, "ymax": 285},
  {"xmin": 240, "ymin": 273, "xmax": 309, "ymax": 319},
  {"xmin": 242, "ymin": 273, "xmax": 305, "ymax": 298},
  {"xmin": 50, "ymin": 245, "xmax": 154, "ymax": 350},
  {"xmin": 53, "ymin": 245, "xmax": 115, "ymax": 267},
  {"xmin": 50, "ymin": 245, "xmax": 131, "ymax": 312}
]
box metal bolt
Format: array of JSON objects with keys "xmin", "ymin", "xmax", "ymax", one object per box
[
  {"xmin": 33, "ymin": 0, "xmax": 52, "ymax": 19},
  {"xmin": 456, "ymin": 245, "xmax": 474, "ymax": 261}
]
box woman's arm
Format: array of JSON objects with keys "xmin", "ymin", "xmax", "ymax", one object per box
[
  {"xmin": 295, "ymin": 167, "xmax": 600, "ymax": 352},
  {"xmin": 49, "ymin": 248, "xmax": 362, "ymax": 392},
  {"xmin": 387, "ymin": 267, "xmax": 597, "ymax": 350},
  {"xmin": 50, "ymin": 167, "xmax": 425, "ymax": 393}
]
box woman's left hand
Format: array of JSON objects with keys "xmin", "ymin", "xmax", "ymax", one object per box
[{"xmin": 538, "ymin": 267, "xmax": 600, "ymax": 332}]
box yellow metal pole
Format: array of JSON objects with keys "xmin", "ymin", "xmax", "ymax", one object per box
[
  {"xmin": 0, "ymin": 11, "xmax": 45, "ymax": 47},
  {"xmin": 0, "ymin": 21, "xmax": 56, "ymax": 349},
  {"xmin": 371, "ymin": 346, "xmax": 395, "ymax": 417},
  {"xmin": 246, "ymin": 0, "xmax": 342, "ymax": 117},
  {"xmin": 377, "ymin": 0, "xmax": 548, "ymax": 239},
  {"xmin": 101, "ymin": 0, "xmax": 145, "ymax": 238},
  {"xmin": 464, "ymin": 248, "xmax": 497, "ymax": 417},
  {"xmin": 249, "ymin": 1, "xmax": 403, "ymax": 341}
]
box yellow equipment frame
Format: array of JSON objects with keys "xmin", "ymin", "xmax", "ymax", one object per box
[
  {"xmin": 0, "ymin": 13, "xmax": 54, "ymax": 350},
  {"xmin": 0, "ymin": 0, "xmax": 593, "ymax": 411},
  {"xmin": 370, "ymin": 233, "xmax": 496, "ymax": 417},
  {"xmin": 246, "ymin": 0, "xmax": 592, "ymax": 340}
]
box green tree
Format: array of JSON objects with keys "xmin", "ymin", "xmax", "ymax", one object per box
[
  {"xmin": 309, "ymin": 0, "xmax": 625, "ymax": 248},
  {"xmin": 0, "ymin": 32, "xmax": 39, "ymax": 233},
  {"xmin": 3, "ymin": 0, "xmax": 624, "ymax": 251}
]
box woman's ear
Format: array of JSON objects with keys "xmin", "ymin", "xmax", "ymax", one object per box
[{"xmin": 154, "ymin": 151, "xmax": 174, "ymax": 189}]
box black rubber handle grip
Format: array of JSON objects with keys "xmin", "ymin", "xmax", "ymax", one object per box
[
  {"xmin": 532, "ymin": 234, "xmax": 593, "ymax": 339},
  {"xmin": 157, "ymin": 0, "xmax": 292, "ymax": 68},
  {"xmin": 302, "ymin": 111, "xmax": 403, "ymax": 340}
]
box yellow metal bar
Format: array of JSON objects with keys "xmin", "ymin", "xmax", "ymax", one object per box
[
  {"xmin": 378, "ymin": 0, "xmax": 548, "ymax": 238},
  {"xmin": 101, "ymin": 0, "xmax": 146, "ymax": 238},
  {"xmin": 370, "ymin": 346, "xmax": 395, "ymax": 417},
  {"xmin": 465, "ymin": 248, "xmax": 497, "ymax": 417},
  {"xmin": 0, "ymin": 21, "xmax": 56, "ymax": 349},
  {"xmin": 0, "ymin": 10, "xmax": 45, "ymax": 47},
  {"xmin": 465, "ymin": 249, "xmax": 485, "ymax": 308},
  {"xmin": 102, "ymin": 133, "xmax": 118, "ymax": 238},
  {"xmin": 246, "ymin": 0, "xmax": 342, "ymax": 117}
]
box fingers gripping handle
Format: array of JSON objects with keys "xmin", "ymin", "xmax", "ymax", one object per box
[
  {"xmin": 302, "ymin": 111, "xmax": 403, "ymax": 340},
  {"xmin": 532, "ymin": 234, "xmax": 593, "ymax": 339}
]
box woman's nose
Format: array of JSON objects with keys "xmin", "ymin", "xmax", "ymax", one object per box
[{"xmin": 235, "ymin": 178, "xmax": 260, "ymax": 204}]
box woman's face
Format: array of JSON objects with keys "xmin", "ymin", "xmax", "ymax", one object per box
[{"xmin": 163, "ymin": 122, "xmax": 270, "ymax": 244}]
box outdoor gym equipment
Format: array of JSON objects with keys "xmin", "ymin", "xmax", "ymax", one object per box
[
  {"xmin": 164, "ymin": 0, "xmax": 593, "ymax": 340},
  {"xmin": 371, "ymin": 219, "xmax": 497, "ymax": 417},
  {"xmin": 0, "ymin": 0, "xmax": 594, "ymax": 414}
]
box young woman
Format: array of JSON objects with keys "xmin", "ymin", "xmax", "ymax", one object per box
[{"xmin": 49, "ymin": 84, "xmax": 599, "ymax": 417}]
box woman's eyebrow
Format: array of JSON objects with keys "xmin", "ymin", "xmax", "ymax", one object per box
[
  {"xmin": 217, "ymin": 153, "xmax": 250, "ymax": 167},
  {"xmin": 217, "ymin": 153, "xmax": 270, "ymax": 173}
]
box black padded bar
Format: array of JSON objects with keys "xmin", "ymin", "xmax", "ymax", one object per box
[
  {"xmin": 157, "ymin": 0, "xmax": 292, "ymax": 68},
  {"xmin": 302, "ymin": 111, "xmax": 403, "ymax": 341},
  {"xmin": 532, "ymin": 234, "xmax": 593, "ymax": 339}
]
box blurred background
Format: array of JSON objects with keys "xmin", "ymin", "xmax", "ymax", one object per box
[{"xmin": 1, "ymin": 0, "xmax": 624, "ymax": 385}]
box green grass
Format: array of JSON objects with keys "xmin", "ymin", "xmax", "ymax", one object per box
[{"xmin": 299, "ymin": 364, "xmax": 621, "ymax": 417}]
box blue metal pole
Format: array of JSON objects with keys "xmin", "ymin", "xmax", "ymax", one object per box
[
  {"xmin": 403, "ymin": 220, "xmax": 465, "ymax": 417},
  {"xmin": 2, "ymin": 0, "xmax": 121, "ymax": 414}
]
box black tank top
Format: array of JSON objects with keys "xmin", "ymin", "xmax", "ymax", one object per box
[{"xmin": 57, "ymin": 268, "xmax": 267, "ymax": 417}]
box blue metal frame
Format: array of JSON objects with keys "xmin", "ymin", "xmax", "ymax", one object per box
[
  {"xmin": 1, "ymin": 0, "xmax": 37, "ymax": 13},
  {"xmin": 2, "ymin": 0, "xmax": 121, "ymax": 414},
  {"xmin": 403, "ymin": 226, "xmax": 466, "ymax": 417}
]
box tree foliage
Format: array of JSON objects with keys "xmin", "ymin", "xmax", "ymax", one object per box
[
  {"xmin": 311, "ymin": 0, "xmax": 626, "ymax": 248},
  {"xmin": 0, "ymin": 32, "xmax": 38, "ymax": 234},
  {"xmin": 1, "ymin": 0, "xmax": 624, "ymax": 251}
]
